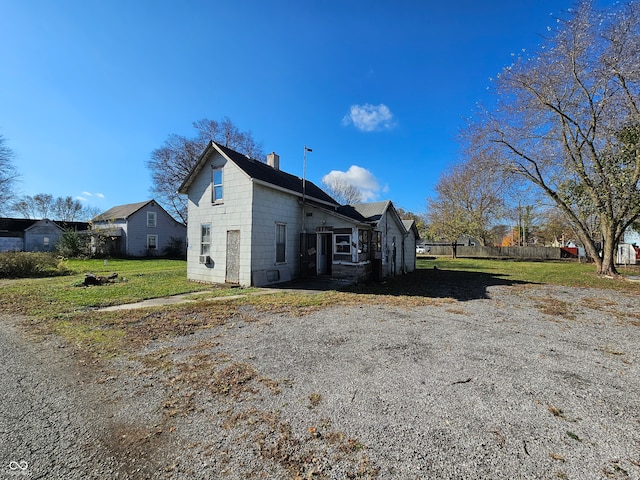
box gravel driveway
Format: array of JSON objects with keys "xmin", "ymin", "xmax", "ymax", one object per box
[{"xmin": 1, "ymin": 282, "xmax": 639, "ymax": 479}]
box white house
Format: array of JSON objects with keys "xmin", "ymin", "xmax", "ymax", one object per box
[
  {"xmin": 178, "ymin": 141, "xmax": 416, "ymax": 287},
  {"xmin": 92, "ymin": 200, "xmax": 186, "ymax": 257}
]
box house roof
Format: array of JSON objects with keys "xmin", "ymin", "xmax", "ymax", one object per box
[
  {"xmin": 402, "ymin": 219, "xmax": 419, "ymax": 238},
  {"xmin": 178, "ymin": 142, "xmax": 339, "ymax": 206},
  {"xmin": 347, "ymin": 201, "xmax": 393, "ymax": 223},
  {"xmin": 93, "ymin": 200, "xmax": 154, "ymax": 222},
  {"xmin": 341, "ymin": 200, "xmax": 412, "ymax": 236},
  {"xmin": 92, "ymin": 199, "xmax": 185, "ymax": 226},
  {"xmin": 0, "ymin": 218, "xmax": 90, "ymax": 236},
  {"xmin": 0, "ymin": 218, "xmax": 38, "ymax": 234}
]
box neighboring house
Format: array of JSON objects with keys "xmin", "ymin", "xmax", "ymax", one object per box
[
  {"xmin": 622, "ymin": 228, "xmax": 640, "ymax": 246},
  {"xmin": 178, "ymin": 141, "xmax": 416, "ymax": 287},
  {"xmin": 0, "ymin": 218, "xmax": 89, "ymax": 252},
  {"xmin": 92, "ymin": 200, "xmax": 186, "ymax": 257}
]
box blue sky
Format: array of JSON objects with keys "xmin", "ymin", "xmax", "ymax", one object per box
[{"xmin": 0, "ymin": 0, "xmax": 616, "ymax": 217}]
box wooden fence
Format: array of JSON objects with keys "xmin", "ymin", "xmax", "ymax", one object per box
[{"xmin": 423, "ymin": 245, "xmax": 563, "ymax": 260}]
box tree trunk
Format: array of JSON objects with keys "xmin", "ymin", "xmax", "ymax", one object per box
[
  {"xmin": 598, "ymin": 236, "xmax": 619, "ymax": 277},
  {"xmin": 450, "ymin": 243, "xmax": 457, "ymax": 259}
]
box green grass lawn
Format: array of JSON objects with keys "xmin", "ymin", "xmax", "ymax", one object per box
[
  {"xmin": 2, "ymin": 257, "xmax": 638, "ymax": 321},
  {"xmin": 0, "ymin": 259, "xmax": 229, "ymax": 317},
  {"xmin": 418, "ymin": 257, "xmax": 640, "ymax": 291},
  {"xmin": 2, "ymin": 257, "xmax": 638, "ymax": 359}
]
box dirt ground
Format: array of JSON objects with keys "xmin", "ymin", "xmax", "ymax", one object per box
[{"xmin": 2, "ymin": 276, "xmax": 640, "ymax": 479}]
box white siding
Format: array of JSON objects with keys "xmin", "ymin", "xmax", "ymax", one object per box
[
  {"xmin": 186, "ymin": 152, "xmax": 254, "ymax": 285},
  {"xmin": 402, "ymin": 227, "xmax": 417, "ymax": 273},
  {"xmin": 376, "ymin": 211, "xmax": 407, "ymax": 277},
  {"xmin": 251, "ymin": 183, "xmax": 302, "ymax": 283}
]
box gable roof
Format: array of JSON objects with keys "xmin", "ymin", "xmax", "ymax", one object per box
[
  {"xmin": 344, "ymin": 200, "xmax": 410, "ymax": 235},
  {"xmin": 92, "ymin": 199, "xmax": 183, "ymax": 224},
  {"xmin": 348, "ymin": 201, "xmax": 392, "ymax": 223},
  {"xmin": 402, "ymin": 219, "xmax": 419, "ymax": 238},
  {"xmin": 178, "ymin": 142, "xmax": 339, "ymax": 206},
  {"xmin": 25, "ymin": 219, "xmax": 63, "ymax": 232},
  {"xmin": 93, "ymin": 200, "xmax": 152, "ymax": 222}
]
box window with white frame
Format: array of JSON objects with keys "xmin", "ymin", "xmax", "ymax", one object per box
[
  {"xmin": 275, "ymin": 223, "xmax": 286, "ymax": 263},
  {"xmin": 212, "ymin": 168, "xmax": 223, "ymax": 203},
  {"xmin": 201, "ymin": 223, "xmax": 211, "ymax": 255},
  {"xmin": 147, "ymin": 211, "xmax": 157, "ymax": 227},
  {"xmin": 147, "ymin": 234, "xmax": 158, "ymax": 249},
  {"xmin": 334, "ymin": 233, "xmax": 351, "ymax": 254}
]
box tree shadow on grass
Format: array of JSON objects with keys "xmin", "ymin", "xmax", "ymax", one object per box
[{"xmin": 340, "ymin": 267, "xmax": 536, "ymax": 302}]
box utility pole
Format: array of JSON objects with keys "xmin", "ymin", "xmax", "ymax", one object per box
[{"xmin": 301, "ymin": 145, "xmax": 312, "ymax": 233}]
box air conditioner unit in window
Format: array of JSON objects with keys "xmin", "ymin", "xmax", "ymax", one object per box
[{"xmin": 199, "ymin": 255, "xmax": 211, "ymax": 265}]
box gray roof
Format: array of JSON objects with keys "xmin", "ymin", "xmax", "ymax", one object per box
[
  {"xmin": 93, "ymin": 200, "xmax": 154, "ymax": 222},
  {"xmin": 348, "ymin": 201, "xmax": 392, "ymax": 222},
  {"xmin": 179, "ymin": 142, "xmax": 339, "ymax": 206}
]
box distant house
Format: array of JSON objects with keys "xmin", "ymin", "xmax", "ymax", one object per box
[
  {"xmin": 92, "ymin": 200, "xmax": 186, "ymax": 257},
  {"xmin": 178, "ymin": 141, "xmax": 416, "ymax": 287},
  {"xmin": 0, "ymin": 218, "xmax": 89, "ymax": 252}
]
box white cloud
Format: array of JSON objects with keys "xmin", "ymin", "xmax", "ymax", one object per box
[
  {"xmin": 322, "ymin": 165, "xmax": 384, "ymax": 202},
  {"xmin": 80, "ymin": 191, "xmax": 105, "ymax": 199},
  {"xmin": 76, "ymin": 196, "xmax": 88, "ymax": 202},
  {"xmin": 342, "ymin": 103, "xmax": 395, "ymax": 132}
]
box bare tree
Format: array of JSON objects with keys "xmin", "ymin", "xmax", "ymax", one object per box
[
  {"xmin": 147, "ymin": 117, "xmax": 265, "ymax": 223},
  {"xmin": 0, "ymin": 134, "xmax": 19, "ymax": 214},
  {"xmin": 52, "ymin": 196, "xmax": 84, "ymax": 221},
  {"xmin": 12, "ymin": 193, "xmax": 86, "ymax": 221},
  {"xmin": 427, "ymin": 158, "xmax": 506, "ymax": 255},
  {"xmin": 12, "ymin": 193, "xmax": 54, "ymax": 219},
  {"xmin": 321, "ymin": 177, "xmax": 364, "ymax": 205},
  {"xmin": 467, "ymin": 1, "xmax": 640, "ymax": 276}
]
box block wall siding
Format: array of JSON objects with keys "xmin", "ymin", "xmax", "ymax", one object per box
[
  {"xmin": 251, "ymin": 184, "xmax": 303, "ymax": 280},
  {"xmin": 186, "ymin": 153, "xmax": 254, "ymax": 285},
  {"xmin": 122, "ymin": 205, "xmax": 186, "ymax": 257}
]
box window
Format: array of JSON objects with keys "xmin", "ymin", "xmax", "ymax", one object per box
[
  {"xmin": 275, "ymin": 223, "xmax": 286, "ymax": 263},
  {"xmin": 358, "ymin": 229, "xmax": 370, "ymax": 260},
  {"xmin": 212, "ymin": 168, "xmax": 223, "ymax": 203},
  {"xmin": 147, "ymin": 234, "xmax": 158, "ymax": 249},
  {"xmin": 201, "ymin": 223, "xmax": 211, "ymax": 255},
  {"xmin": 147, "ymin": 211, "xmax": 157, "ymax": 227},
  {"xmin": 373, "ymin": 231, "xmax": 382, "ymax": 252},
  {"xmin": 334, "ymin": 234, "xmax": 351, "ymax": 254}
]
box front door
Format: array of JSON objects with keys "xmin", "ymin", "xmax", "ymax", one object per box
[
  {"xmin": 225, "ymin": 230, "xmax": 240, "ymax": 284},
  {"xmin": 317, "ymin": 233, "xmax": 331, "ymax": 275}
]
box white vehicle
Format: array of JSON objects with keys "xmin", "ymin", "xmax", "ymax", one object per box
[{"xmin": 416, "ymin": 245, "xmax": 429, "ymax": 254}]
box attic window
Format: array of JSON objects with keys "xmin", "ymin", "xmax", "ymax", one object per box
[{"xmin": 212, "ymin": 168, "xmax": 223, "ymax": 203}]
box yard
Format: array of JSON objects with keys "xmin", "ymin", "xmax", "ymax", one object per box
[{"xmin": 1, "ymin": 258, "xmax": 639, "ymax": 478}]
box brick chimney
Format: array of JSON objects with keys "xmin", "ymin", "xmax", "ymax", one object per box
[{"xmin": 266, "ymin": 152, "xmax": 280, "ymax": 170}]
